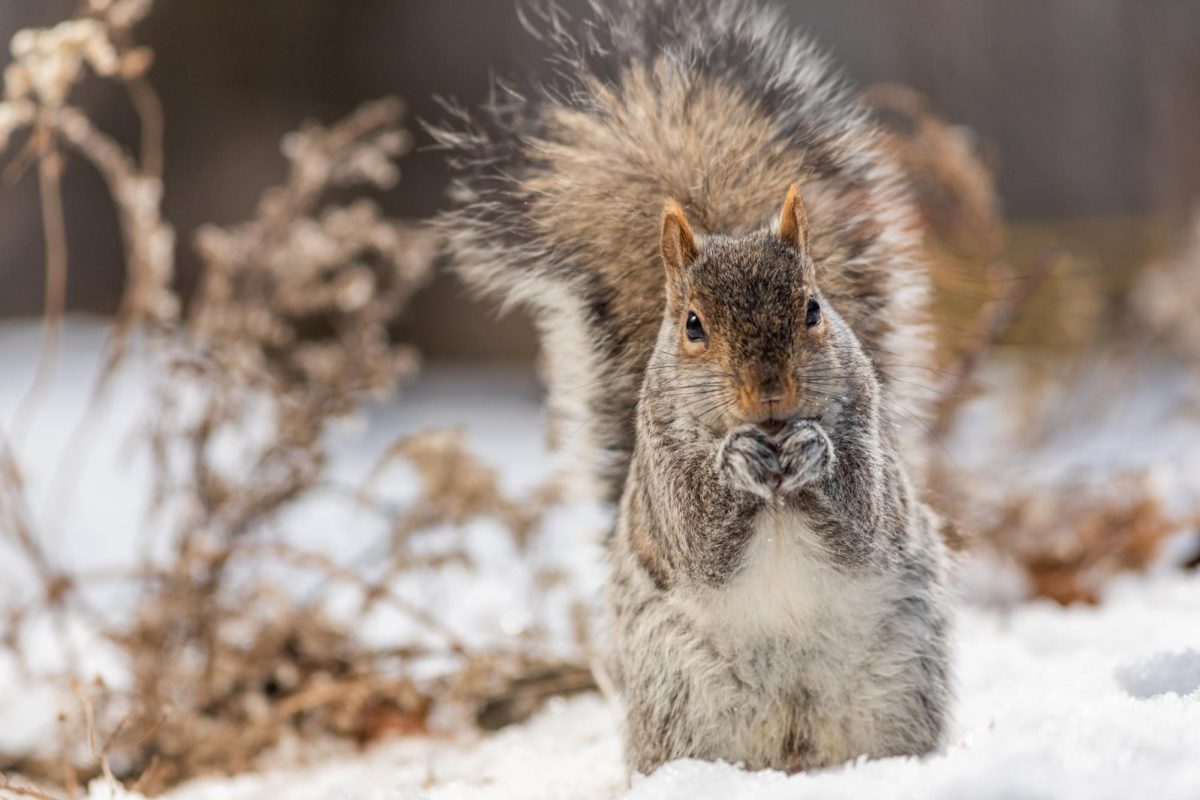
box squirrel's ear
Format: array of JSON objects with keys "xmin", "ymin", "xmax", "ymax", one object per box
[
  {"xmin": 778, "ymin": 183, "xmax": 810, "ymax": 253},
  {"xmin": 661, "ymin": 199, "xmax": 699, "ymax": 284}
]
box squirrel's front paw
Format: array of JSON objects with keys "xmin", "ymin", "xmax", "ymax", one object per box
[
  {"xmin": 718, "ymin": 425, "xmax": 781, "ymax": 500},
  {"xmin": 775, "ymin": 419, "xmax": 834, "ymax": 494}
]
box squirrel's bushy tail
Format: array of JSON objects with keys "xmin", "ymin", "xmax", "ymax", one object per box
[{"xmin": 435, "ymin": 0, "xmax": 932, "ymax": 501}]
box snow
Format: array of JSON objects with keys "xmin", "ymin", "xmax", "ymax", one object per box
[
  {"xmin": 1116, "ymin": 649, "xmax": 1200, "ymax": 700},
  {"xmin": 3, "ymin": 318, "xmax": 1200, "ymax": 800},
  {"xmin": 64, "ymin": 573, "xmax": 1200, "ymax": 800}
]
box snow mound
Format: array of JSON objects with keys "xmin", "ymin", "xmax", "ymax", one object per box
[{"xmin": 1117, "ymin": 649, "xmax": 1200, "ymax": 700}]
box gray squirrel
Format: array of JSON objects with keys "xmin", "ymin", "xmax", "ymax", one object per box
[{"xmin": 437, "ymin": 0, "xmax": 952, "ymax": 775}]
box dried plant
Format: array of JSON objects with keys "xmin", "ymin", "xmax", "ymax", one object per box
[
  {"xmin": 864, "ymin": 84, "xmax": 1036, "ymax": 443},
  {"xmin": 75, "ymin": 97, "xmax": 571, "ymax": 791},
  {"xmin": 1, "ymin": 0, "xmax": 174, "ymax": 393},
  {"xmin": 1129, "ymin": 207, "xmax": 1200, "ymax": 366},
  {"xmin": 100, "ymin": 585, "xmax": 431, "ymax": 793},
  {"xmin": 961, "ymin": 473, "xmax": 1195, "ymax": 605},
  {"xmin": 1, "ymin": 74, "xmax": 588, "ymax": 789},
  {"xmin": 362, "ymin": 428, "xmax": 562, "ymax": 554},
  {"xmin": 864, "ymin": 84, "xmax": 1008, "ymax": 370},
  {"xmin": 187, "ymin": 98, "xmax": 431, "ymax": 407},
  {"xmin": 0, "ymin": 4, "xmax": 585, "ymax": 796},
  {"xmin": 1, "ymin": 10, "xmax": 174, "ymax": 779},
  {"xmin": 865, "ymin": 84, "xmax": 1005, "ymax": 267},
  {"xmin": 149, "ymin": 96, "xmax": 437, "ymax": 542},
  {"xmin": 868, "ymin": 86, "xmax": 1199, "ymax": 591}
]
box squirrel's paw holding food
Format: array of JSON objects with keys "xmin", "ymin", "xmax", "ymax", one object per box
[
  {"xmin": 776, "ymin": 419, "xmax": 834, "ymax": 494},
  {"xmin": 718, "ymin": 425, "xmax": 781, "ymax": 500}
]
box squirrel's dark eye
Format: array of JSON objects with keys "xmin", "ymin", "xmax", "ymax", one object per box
[
  {"xmin": 805, "ymin": 298, "xmax": 821, "ymax": 328},
  {"xmin": 685, "ymin": 311, "xmax": 706, "ymax": 342}
]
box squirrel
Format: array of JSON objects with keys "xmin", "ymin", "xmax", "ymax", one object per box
[{"xmin": 437, "ymin": 0, "xmax": 951, "ymax": 776}]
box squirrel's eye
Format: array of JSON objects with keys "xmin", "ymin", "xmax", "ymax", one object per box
[
  {"xmin": 805, "ymin": 298, "xmax": 821, "ymax": 328},
  {"xmin": 685, "ymin": 311, "xmax": 706, "ymax": 342}
]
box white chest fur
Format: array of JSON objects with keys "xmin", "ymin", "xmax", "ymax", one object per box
[
  {"xmin": 658, "ymin": 508, "xmax": 908, "ymax": 767},
  {"xmin": 690, "ymin": 507, "xmax": 890, "ymax": 646}
]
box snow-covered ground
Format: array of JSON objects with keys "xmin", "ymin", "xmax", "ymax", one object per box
[
  {"xmin": 3, "ymin": 318, "xmax": 1200, "ymax": 800},
  {"xmin": 66, "ymin": 576, "xmax": 1200, "ymax": 800}
]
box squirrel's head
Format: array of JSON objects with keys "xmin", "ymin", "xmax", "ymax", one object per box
[{"xmin": 656, "ymin": 184, "xmax": 852, "ymax": 431}]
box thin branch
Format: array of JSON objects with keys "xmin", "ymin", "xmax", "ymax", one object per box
[
  {"xmin": 124, "ymin": 73, "xmax": 163, "ymax": 179},
  {"xmin": 932, "ymin": 246, "xmax": 1065, "ymax": 439},
  {"xmin": 0, "ymin": 775, "xmax": 65, "ymax": 800},
  {"xmin": 0, "ymin": 431, "xmax": 57, "ymax": 590},
  {"xmin": 10, "ymin": 126, "xmax": 69, "ymax": 439},
  {"xmin": 107, "ymin": 24, "xmax": 165, "ymax": 179},
  {"xmin": 50, "ymin": 105, "xmax": 176, "ymax": 380},
  {"xmin": 232, "ymin": 541, "xmax": 473, "ymax": 658},
  {"xmin": 71, "ymin": 682, "xmax": 117, "ymax": 791}
]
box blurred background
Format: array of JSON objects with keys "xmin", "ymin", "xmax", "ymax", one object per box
[{"xmin": 1, "ymin": 0, "xmax": 1198, "ymax": 360}]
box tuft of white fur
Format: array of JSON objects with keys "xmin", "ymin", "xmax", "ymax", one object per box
[{"xmin": 688, "ymin": 508, "xmax": 892, "ymax": 642}]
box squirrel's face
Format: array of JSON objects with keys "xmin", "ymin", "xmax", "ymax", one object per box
[{"xmin": 658, "ymin": 186, "xmax": 847, "ymax": 430}]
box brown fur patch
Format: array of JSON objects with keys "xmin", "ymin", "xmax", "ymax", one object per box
[
  {"xmin": 522, "ymin": 63, "xmax": 805, "ymax": 353},
  {"xmin": 520, "ymin": 63, "xmax": 916, "ymax": 386}
]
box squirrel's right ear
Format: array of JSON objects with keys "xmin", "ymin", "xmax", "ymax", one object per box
[
  {"xmin": 778, "ymin": 183, "xmax": 810, "ymax": 253},
  {"xmin": 661, "ymin": 199, "xmax": 699, "ymax": 286}
]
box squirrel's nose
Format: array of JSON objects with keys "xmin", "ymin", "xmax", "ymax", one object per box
[
  {"xmin": 758, "ymin": 377, "xmax": 785, "ymax": 404},
  {"xmin": 737, "ymin": 373, "xmax": 794, "ymax": 419}
]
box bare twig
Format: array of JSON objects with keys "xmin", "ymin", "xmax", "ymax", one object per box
[
  {"xmin": 10, "ymin": 125, "xmax": 69, "ymax": 439},
  {"xmin": 71, "ymin": 681, "xmax": 116, "ymax": 790},
  {"xmin": 0, "ymin": 775, "xmax": 65, "ymax": 800},
  {"xmin": 932, "ymin": 247, "xmax": 1065, "ymax": 439},
  {"xmin": 51, "ymin": 104, "xmax": 177, "ymax": 360},
  {"xmin": 125, "ymin": 72, "xmax": 163, "ymax": 178},
  {"xmin": 232, "ymin": 541, "xmax": 472, "ymax": 657}
]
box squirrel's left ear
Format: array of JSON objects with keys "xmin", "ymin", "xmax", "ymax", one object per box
[
  {"xmin": 661, "ymin": 198, "xmax": 699, "ymax": 287},
  {"xmin": 778, "ymin": 183, "xmax": 810, "ymax": 253}
]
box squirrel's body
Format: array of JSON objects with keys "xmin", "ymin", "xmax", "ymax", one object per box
[
  {"xmin": 611, "ymin": 507, "xmax": 947, "ymax": 771},
  {"xmin": 439, "ymin": 0, "xmax": 951, "ymax": 776},
  {"xmin": 610, "ymin": 288, "xmax": 949, "ymax": 771}
]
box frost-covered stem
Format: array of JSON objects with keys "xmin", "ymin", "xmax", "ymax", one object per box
[
  {"xmin": 72, "ymin": 680, "xmax": 117, "ymax": 791},
  {"xmin": 36, "ymin": 134, "xmax": 68, "ymax": 332},
  {"xmin": 124, "ymin": 70, "xmax": 163, "ymax": 179},
  {"xmin": 10, "ymin": 121, "xmax": 70, "ymax": 437},
  {"xmin": 107, "ymin": 23, "xmax": 164, "ymax": 178},
  {"xmin": 49, "ymin": 104, "xmax": 176, "ymax": 365},
  {"xmin": 0, "ymin": 433, "xmax": 55, "ymax": 586},
  {"xmin": 0, "ymin": 429, "xmax": 82, "ymax": 681},
  {"xmin": 0, "ymin": 774, "xmax": 64, "ymax": 799}
]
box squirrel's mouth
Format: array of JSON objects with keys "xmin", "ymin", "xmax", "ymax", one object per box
[{"xmin": 757, "ymin": 418, "xmax": 789, "ymax": 436}]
